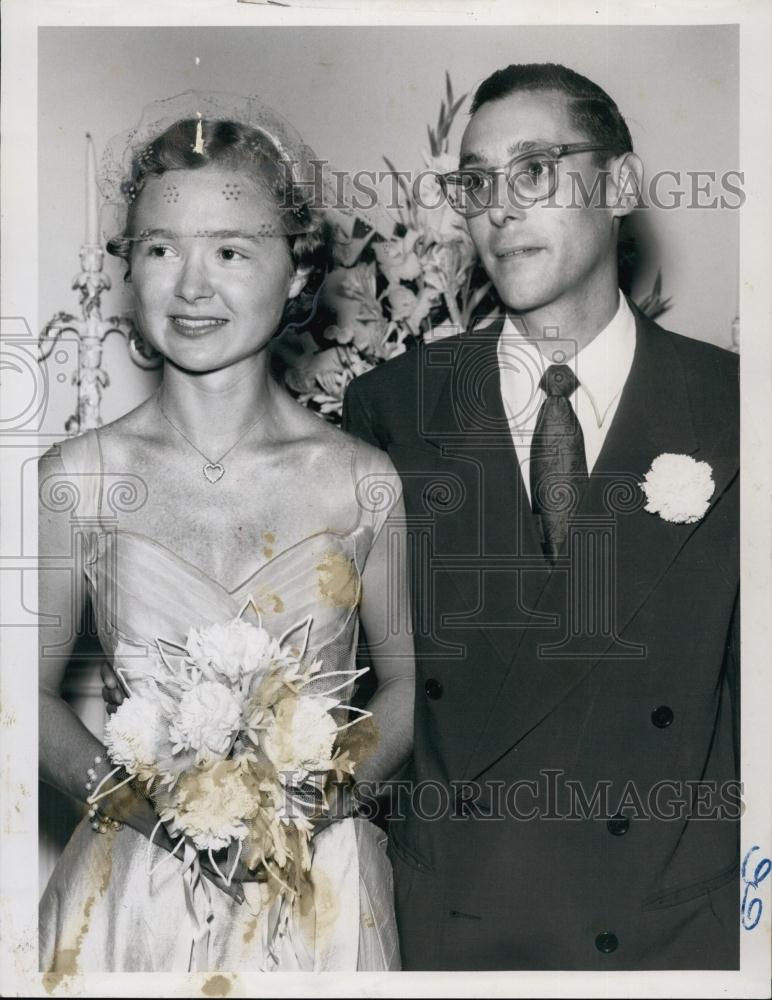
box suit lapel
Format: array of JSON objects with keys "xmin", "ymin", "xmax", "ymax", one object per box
[
  {"xmin": 419, "ymin": 321, "xmax": 548, "ymax": 669},
  {"xmin": 461, "ymin": 308, "xmax": 739, "ymax": 780}
]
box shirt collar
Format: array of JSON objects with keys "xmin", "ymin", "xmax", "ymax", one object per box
[
  {"xmin": 574, "ymin": 291, "xmax": 636, "ymax": 426},
  {"xmin": 499, "ymin": 291, "xmax": 636, "ymax": 428}
]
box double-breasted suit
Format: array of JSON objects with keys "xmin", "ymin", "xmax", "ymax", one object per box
[{"xmin": 343, "ymin": 302, "xmax": 739, "ymax": 970}]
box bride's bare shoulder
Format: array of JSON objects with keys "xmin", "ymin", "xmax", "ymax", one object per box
[
  {"xmin": 40, "ymin": 396, "xmax": 157, "ymax": 482},
  {"xmin": 90, "ymin": 394, "xmax": 164, "ymax": 465},
  {"xmin": 297, "ymin": 404, "xmax": 391, "ymax": 472},
  {"xmin": 294, "ymin": 412, "xmax": 397, "ymax": 531},
  {"xmin": 97, "ymin": 394, "xmax": 158, "ymax": 439}
]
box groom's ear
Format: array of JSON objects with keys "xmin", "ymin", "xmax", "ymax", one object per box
[
  {"xmin": 609, "ymin": 152, "xmax": 644, "ymax": 218},
  {"xmin": 288, "ymin": 264, "xmax": 312, "ymax": 300}
]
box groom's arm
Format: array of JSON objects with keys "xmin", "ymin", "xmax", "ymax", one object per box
[
  {"xmin": 342, "ymin": 376, "xmax": 384, "ymax": 449},
  {"xmin": 724, "ymin": 588, "xmax": 740, "ymax": 777}
]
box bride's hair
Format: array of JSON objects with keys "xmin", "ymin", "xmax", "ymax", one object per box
[{"xmin": 106, "ymin": 117, "xmax": 330, "ymax": 327}]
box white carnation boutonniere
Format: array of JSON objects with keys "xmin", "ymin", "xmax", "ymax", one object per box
[{"xmin": 639, "ymin": 453, "xmax": 715, "ymax": 524}]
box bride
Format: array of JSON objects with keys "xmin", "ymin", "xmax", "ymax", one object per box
[{"xmin": 38, "ymin": 92, "xmax": 414, "ymax": 973}]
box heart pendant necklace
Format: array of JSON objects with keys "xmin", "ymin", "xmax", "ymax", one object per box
[{"xmin": 156, "ymin": 393, "xmax": 263, "ymax": 484}]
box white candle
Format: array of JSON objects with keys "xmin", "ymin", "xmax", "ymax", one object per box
[{"xmin": 85, "ymin": 133, "xmax": 99, "ymax": 245}]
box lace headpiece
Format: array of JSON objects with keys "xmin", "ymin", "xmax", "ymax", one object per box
[{"xmin": 98, "ymin": 89, "xmax": 394, "ymax": 243}]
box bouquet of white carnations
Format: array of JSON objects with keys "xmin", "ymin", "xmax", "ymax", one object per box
[{"xmin": 94, "ymin": 601, "xmax": 368, "ymax": 903}]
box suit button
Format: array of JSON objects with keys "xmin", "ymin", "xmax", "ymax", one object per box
[
  {"xmin": 651, "ymin": 705, "xmax": 674, "ymax": 728},
  {"xmin": 606, "ymin": 814, "xmax": 630, "ymax": 836},
  {"xmin": 425, "ymin": 678, "xmax": 443, "ymax": 700},
  {"xmin": 595, "ymin": 931, "xmax": 618, "ymax": 954}
]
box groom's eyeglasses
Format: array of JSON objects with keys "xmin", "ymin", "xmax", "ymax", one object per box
[{"xmin": 437, "ymin": 143, "xmax": 611, "ymax": 217}]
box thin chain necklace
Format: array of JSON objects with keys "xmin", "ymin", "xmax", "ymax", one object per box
[{"xmin": 156, "ymin": 392, "xmax": 264, "ymax": 484}]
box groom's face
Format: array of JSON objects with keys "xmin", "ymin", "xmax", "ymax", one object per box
[{"xmin": 460, "ymin": 89, "xmax": 621, "ymax": 320}]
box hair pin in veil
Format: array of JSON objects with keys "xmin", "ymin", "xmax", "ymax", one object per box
[{"xmin": 192, "ymin": 111, "xmax": 205, "ymax": 156}]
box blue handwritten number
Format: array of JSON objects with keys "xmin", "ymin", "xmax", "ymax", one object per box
[{"xmin": 740, "ymin": 845, "xmax": 771, "ymax": 931}]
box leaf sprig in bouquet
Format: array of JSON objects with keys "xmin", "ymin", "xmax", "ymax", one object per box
[{"xmin": 93, "ymin": 603, "xmax": 368, "ymax": 903}]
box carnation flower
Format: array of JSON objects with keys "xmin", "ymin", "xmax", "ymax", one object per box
[
  {"xmin": 104, "ymin": 693, "xmax": 173, "ymax": 779},
  {"xmin": 169, "ymin": 681, "xmax": 243, "ymax": 762},
  {"xmin": 186, "ymin": 619, "xmax": 276, "ymax": 685},
  {"xmin": 639, "ymin": 453, "xmax": 715, "ymax": 524},
  {"xmin": 262, "ymin": 695, "xmax": 339, "ymax": 779},
  {"xmin": 158, "ymin": 758, "xmax": 259, "ymax": 851}
]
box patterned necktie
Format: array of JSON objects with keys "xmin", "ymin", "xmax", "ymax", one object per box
[{"xmin": 529, "ymin": 364, "xmax": 589, "ymax": 563}]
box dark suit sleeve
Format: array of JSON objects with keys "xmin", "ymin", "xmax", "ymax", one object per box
[
  {"xmin": 724, "ymin": 587, "xmax": 740, "ymax": 777},
  {"xmin": 342, "ymin": 377, "xmax": 383, "ymax": 449}
]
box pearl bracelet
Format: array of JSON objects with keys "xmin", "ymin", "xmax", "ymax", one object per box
[
  {"xmin": 85, "ymin": 754, "xmax": 123, "ymax": 834},
  {"xmin": 88, "ymin": 805, "xmax": 122, "ymax": 834}
]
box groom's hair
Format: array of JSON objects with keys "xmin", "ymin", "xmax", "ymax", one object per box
[{"xmin": 471, "ymin": 63, "xmax": 633, "ymax": 164}]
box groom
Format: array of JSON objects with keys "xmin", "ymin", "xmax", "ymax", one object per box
[{"xmin": 343, "ymin": 63, "xmax": 740, "ymax": 970}]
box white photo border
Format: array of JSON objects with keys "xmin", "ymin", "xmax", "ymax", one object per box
[{"xmin": 1, "ymin": 1, "xmax": 769, "ymax": 996}]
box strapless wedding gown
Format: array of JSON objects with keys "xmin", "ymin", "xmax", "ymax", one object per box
[{"xmin": 39, "ymin": 429, "xmax": 401, "ymax": 973}]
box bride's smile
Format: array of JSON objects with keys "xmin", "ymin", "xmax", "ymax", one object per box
[{"xmin": 129, "ymin": 165, "xmax": 307, "ymax": 376}]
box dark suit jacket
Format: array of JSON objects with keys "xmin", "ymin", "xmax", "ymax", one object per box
[{"xmin": 343, "ymin": 303, "xmax": 740, "ymax": 971}]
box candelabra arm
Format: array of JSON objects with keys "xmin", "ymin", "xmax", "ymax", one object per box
[{"xmin": 39, "ymin": 312, "xmax": 78, "ymax": 362}]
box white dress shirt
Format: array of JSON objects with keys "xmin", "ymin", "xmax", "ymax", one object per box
[{"xmin": 497, "ymin": 291, "xmax": 637, "ymax": 505}]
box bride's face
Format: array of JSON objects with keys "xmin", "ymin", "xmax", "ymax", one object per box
[{"xmin": 128, "ymin": 164, "xmax": 306, "ymax": 374}]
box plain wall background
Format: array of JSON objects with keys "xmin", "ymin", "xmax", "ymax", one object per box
[{"xmin": 38, "ymin": 24, "xmax": 739, "ymax": 435}]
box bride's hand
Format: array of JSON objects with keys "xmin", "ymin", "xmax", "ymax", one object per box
[
  {"xmin": 100, "ymin": 661, "xmax": 125, "ymax": 714},
  {"xmin": 91, "ymin": 768, "xmax": 247, "ymax": 905}
]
